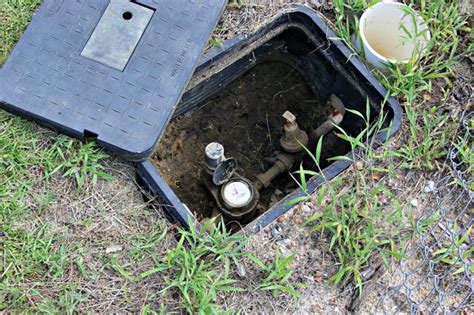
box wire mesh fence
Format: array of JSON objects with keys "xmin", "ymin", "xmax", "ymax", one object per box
[{"xmin": 378, "ymin": 111, "xmax": 473, "ymax": 313}]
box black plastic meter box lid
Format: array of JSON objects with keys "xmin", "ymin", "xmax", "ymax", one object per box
[{"xmin": 0, "ymin": 0, "xmax": 227, "ymax": 160}]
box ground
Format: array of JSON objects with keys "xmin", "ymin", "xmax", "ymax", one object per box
[{"xmin": 0, "ymin": 0, "xmax": 472, "ymax": 314}]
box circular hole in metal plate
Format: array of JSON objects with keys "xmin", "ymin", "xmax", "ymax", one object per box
[{"xmin": 122, "ymin": 11, "xmax": 133, "ymax": 20}]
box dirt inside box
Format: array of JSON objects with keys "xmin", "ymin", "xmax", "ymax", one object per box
[{"xmin": 151, "ymin": 61, "xmax": 350, "ymax": 224}]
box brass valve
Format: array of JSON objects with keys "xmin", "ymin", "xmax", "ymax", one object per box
[{"xmin": 280, "ymin": 111, "xmax": 309, "ymax": 153}]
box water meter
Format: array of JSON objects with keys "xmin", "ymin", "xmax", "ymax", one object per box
[
  {"xmin": 202, "ymin": 142, "xmax": 260, "ymax": 223},
  {"xmin": 221, "ymin": 179, "xmax": 254, "ymax": 208}
]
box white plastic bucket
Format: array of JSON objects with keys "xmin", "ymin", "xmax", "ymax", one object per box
[{"xmin": 357, "ymin": 1, "xmax": 431, "ymax": 68}]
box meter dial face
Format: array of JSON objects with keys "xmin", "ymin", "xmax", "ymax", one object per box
[{"xmin": 222, "ymin": 180, "xmax": 253, "ymax": 208}]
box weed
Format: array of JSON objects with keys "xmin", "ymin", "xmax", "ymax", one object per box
[
  {"xmin": 228, "ymin": 0, "xmax": 245, "ymax": 9},
  {"xmin": 127, "ymin": 224, "xmax": 169, "ymax": 262},
  {"xmin": 303, "ymin": 178, "xmax": 404, "ymax": 294},
  {"xmin": 33, "ymin": 285, "xmax": 84, "ymax": 315},
  {"xmin": 451, "ymin": 117, "xmax": 474, "ymax": 189},
  {"xmin": 136, "ymin": 218, "xmax": 302, "ymax": 312},
  {"xmin": 389, "ymin": 107, "xmax": 454, "ymax": 170},
  {"xmin": 326, "ymin": 3, "xmax": 467, "ymax": 171},
  {"xmin": 138, "ymin": 219, "xmax": 246, "ymax": 314},
  {"xmin": 288, "ymin": 99, "xmax": 391, "ymax": 205},
  {"xmin": 49, "ymin": 137, "xmax": 114, "ymax": 188},
  {"xmin": 292, "ymin": 105, "xmax": 407, "ymax": 294},
  {"xmin": 250, "ymin": 250, "xmax": 301, "ymax": 298},
  {"xmin": 432, "ymin": 226, "xmax": 473, "ymax": 275},
  {"xmin": 209, "ymin": 33, "xmax": 224, "ymax": 48}
]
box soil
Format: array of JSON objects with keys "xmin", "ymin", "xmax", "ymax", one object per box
[{"xmin": 151, "ymin": 61, "xmax": 333, "ymax": 221}]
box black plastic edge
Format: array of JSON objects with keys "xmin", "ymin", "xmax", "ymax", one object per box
[{"xmin": 135, "ymin": 160, "xmax": 196, "ymax": 229}]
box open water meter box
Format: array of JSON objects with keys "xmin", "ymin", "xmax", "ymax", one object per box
[
  {"xmin": 136, "ymin": 6, "xmax": 402, "ymax": 233},
  {"xmin": 0, "ymin": 1, "xmax": 402, "ymax": 233}
]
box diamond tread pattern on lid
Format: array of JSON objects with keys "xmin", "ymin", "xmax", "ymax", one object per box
[{"xmin": 0, "ymin": 0, "xmax": 226, "ymax": 160}]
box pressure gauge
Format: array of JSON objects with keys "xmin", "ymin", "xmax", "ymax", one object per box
[{"xmin": 221, "ymin": 179, "xmax": 254, "ymax": 208}]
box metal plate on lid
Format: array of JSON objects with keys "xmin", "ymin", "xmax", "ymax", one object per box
[
  {"xmin": 0, "ymin": 0, "xmax": 227, "ymax": 160},
  {"xmin": 81, "ymin": 0, "xmax": 154, "ymax": 71}
]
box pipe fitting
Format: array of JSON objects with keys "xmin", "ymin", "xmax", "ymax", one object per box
[
  {"xmin": 310, "ymin": 94, "xmax": 346, "ymax": 141},
  {"xmin": 280, "ymin": 111, "xmax": 309, "ymax": 153},
  {"xmin": 254, "ymin": 153, "xmax": 295, "ymax": 191}
]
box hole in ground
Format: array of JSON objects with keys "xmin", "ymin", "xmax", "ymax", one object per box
[{"xmin": 151, "ymin": 61, "xmax": 349, "ymax": 225}]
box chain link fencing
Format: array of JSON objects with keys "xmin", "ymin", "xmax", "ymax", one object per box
[{"xmin": 377, "ymin": 111, "xmax": 473, "ymax": 313}]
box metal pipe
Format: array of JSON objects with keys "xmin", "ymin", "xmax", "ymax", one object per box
[
  {"xmin": 310, "ymin": 94, "xmax": 346, "ymax": 143},
  {"xmin": 254, "ymin": 153, "xmax": 295, "ymax": 191}
]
